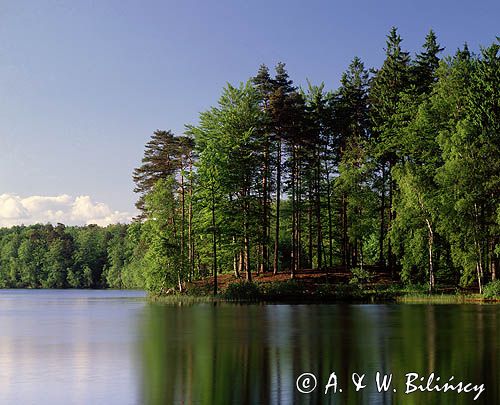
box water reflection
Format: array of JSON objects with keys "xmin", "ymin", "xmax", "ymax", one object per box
[
  {"xmin": 142, "ymin": 303, "xmax": 499, "ymax": 405},
  {"xmin": 0, "ymin": 291, "xmax": 497, "ymax": 404},
  {"xmin": 0, "ymin": 290, "xmax": 145, "ymax": 405}
]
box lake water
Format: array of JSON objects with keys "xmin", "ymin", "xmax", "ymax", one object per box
[{"xmin": 0, "ymin": 290, "xmax": 498, "ymax": 404}]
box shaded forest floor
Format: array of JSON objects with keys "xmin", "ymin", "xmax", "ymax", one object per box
[
  {"xmin": 190, "ymin": 265, "xmax": 389, "ymax": 291},
  {"xmin": 175, "ymin": 266, "xmax": 497, "ymax": 303}
]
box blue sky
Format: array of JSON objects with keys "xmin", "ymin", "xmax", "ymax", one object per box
[{"xmin": 0, "ymin": 0, "xmax": 498, "ymax": 225}]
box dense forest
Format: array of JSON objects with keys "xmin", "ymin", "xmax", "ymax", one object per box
[
  {"xmin": 1, "ymin": 28, "xmax": 498, "ymax": 295},
  {"xmin": 0, "ymin": 223, "xmax": 143, "ymax": 289}
]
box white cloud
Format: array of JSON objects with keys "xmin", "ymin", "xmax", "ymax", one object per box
[{"xmin": 0, "ymin": 193, "xmax": 134, "ymax": 227}]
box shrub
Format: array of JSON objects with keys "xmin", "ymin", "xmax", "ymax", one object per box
[
  {"xmin": 259, "ymin": 279, "xmax": 305, "ymax": 299},
  {"xmin": 483, "ymin": 280, "xmax": 500, "ymax": 299},
  {"xmin": 315, "ymin": 283, "xmax": 336, "ymax": 297},
  {"xmin": 222, "ymin": 281, "xmax": 261, "ymax": 300},
  {"xmin": 333, "ymin": 283, "xmax": 364, "ymax": 299},
  {"xmin": 349, "ymin": 267, "xmax": 372, "ymax": 286}
]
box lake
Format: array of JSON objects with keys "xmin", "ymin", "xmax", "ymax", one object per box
[{"xmin": 0, "ymin": 290, "xmax": 498, "ymax": 404}]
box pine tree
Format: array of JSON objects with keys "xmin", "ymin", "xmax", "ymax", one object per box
[
  {"xmin": 268, "ymin": 62, "xmax": 296, "ymax": 275},
  {"xmin": 133, "ymin": 130, "xmax": 189, "ymax": 215},
  {"xmin": 252, "ymin": 64, "xmax": 274, "ymax": 274},
  {"xmin": 303, "ymin": 82, "xmax": 330, "ymax": 271}
]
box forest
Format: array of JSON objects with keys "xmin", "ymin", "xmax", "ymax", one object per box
[
  {"xmin": 0, "ymin": 223, "xmax": 142, "ymax": 289},
  {"xmin": 1, "ymin": 28, "xmax": 498, "ymax": 295}
]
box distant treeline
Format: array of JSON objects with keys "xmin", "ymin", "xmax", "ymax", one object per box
[
  {"xmin": 132, "ymin": 28, "xmax": 499, "ymax": 295},
  {"xmin": 0, "ymin": 223, "xmax": 143, "ymax": 289}
]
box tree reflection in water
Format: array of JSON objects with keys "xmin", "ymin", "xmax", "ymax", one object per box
[{"xmin": 141, "ymin": 303, "xmax": 499, "ymax": 405}]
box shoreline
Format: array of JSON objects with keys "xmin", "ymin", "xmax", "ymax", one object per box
[
  {"xmin": 149, "ymin": 293, "xmax": 500, "ymax": 305},
  {"xmin": 150, "ymin": 271, "xmax": 500, "ymax": 304}
]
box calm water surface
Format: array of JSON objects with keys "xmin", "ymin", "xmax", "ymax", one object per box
[{"xmin": 0, "ymin": 290, "xmax": 498, "ymax": 404}]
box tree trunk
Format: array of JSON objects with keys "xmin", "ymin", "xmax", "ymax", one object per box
[
  {"xmin": 308, "ymin": 182, "xmax": 313, "ymax": 269},
  {"xmin": 291, "ymin": 146, "xmax": 297, "ymax": 279},
  {"xmin": 323, "ymin": 133, "xmax": 333, "ymax": 271},
  {"xmin": 211, "ymin": 193, "xmax": 217, "ymax": 295},
  {"xmin": 296, "ymin": 149, "xmax": 302, "ymax": 274},
  {"xmin": 233, "ymin": 237, "xmax": 240, "ymax": 278},
  {"xmin": 273, "ymin": 140, "xmax": 282, "ymax": 275},
  {"xmin": 316, "ymin": 153, "xmax": 322, "ymax": 271},
  {"xmin": 180, "ymin": 166, "xmax": 185, "ymax": 287},
  {"xmin": 387, "ymin": 161, "xmax": 396, "ymax": 277},
  {"xmin": 238, "ymin": 250, "xmax": 243, "ymax": 276},
  {"xmin": 260, "ymin": 142, "xmax": 269, "ymax": 273},
  {"xmin": 379, "ymin": 164, "xmax": 386, "ymax": 267},
  {"xmin": 188, "ymin": 157, "xmax": 194, "ymax": 281},
  {"xmin": 475, "ymin": 240, "xmax": 483, "ymax": 294},
  {"xmin": 352, "ymin": 239, "xmax": 358, "ymax": 268},
  {"xmin": 425, "ymin": 219, "xmax": 435, "ymax": 293},
  {"xmin": 491, "ymin": 237, "xmax": 498, "ymax": 281},
  {"xmin": 476, "ymin": 262, "xmax": 483, "ymax": 294},
  {"xmin": 233, "ymin": 254, "xmax": 238, "ymax": 277},
  {"xmin": 171, "ymin": 208, "xmax": 183, "ymax": 293},
  {"xmin": 474, "ymin": 203, "xmax": 484, "ymax": 294},
  {"xmin": 245, "ymin": 235, "xmax": 251, "ymax": 282},
  {"xmin": 244, "ymin": 197, "xmax": 252, "ymax": 282},
  {"xmin": 326, "ymin": 170, "xmax": 333, "ymax": 270},
  {"xmin": 342, "ymin": 192, "xmax": 348, "ymax": 269},
  {"xmin": 360, "ymin": 242, "xmax": 364, "ymax": 271}
]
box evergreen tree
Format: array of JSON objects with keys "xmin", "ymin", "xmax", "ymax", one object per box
[
  {"xmin": 369, "ymin": 27, "xmax": 412, "ymax": 274},
  {"xmin": 266, "ymin": 63, "xmax": 296, "ymax": 275},
  {"xmin": 133, "ymin": 130, "xmax": 186, "ymax": 214},
  {"xmin": 413, "ymin": 29, "xmax": 444, "ymax": 94},
  {"xmin": 252, "ymin": 64, "xmax": 274, "ymax": 274},
  {"xmin": 334, "ymin": 57, "xmax": 371, "ymax": 269}
]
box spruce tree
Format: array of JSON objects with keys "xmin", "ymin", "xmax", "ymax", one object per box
[
  {"xmin": 335, "ymin": 57, "xmax": 370, "ymax": 269},
  {"xmin": 369, "ymin": 27, "xmax": 411, "ymax": 274},
  {"xmin": 413, "ymin": 29, "xmax": 444, "ymax": 94}
]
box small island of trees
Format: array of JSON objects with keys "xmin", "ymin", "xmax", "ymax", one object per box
[{"xmin": 1, "ymin": 28, "xmax": 498, "ymax": 299}]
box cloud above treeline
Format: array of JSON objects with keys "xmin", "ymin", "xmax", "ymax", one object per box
[{"xmin": 0, "ymin": 194, "xmax": 133, "ymax": 227}]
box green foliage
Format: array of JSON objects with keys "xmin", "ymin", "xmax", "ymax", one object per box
[
  {"xmin": 132, "ymin": 130, "xmax": 194, "ymax": 214},
  {"xmin": 259, "ymin": 280, "xmax": 305, "ymax": 298},
  {"xmin": 433, "ymin": 43, "xmax": 499, "ymax": 292},
  {"xmin": 321, "ymin": 283, "xmax": 364, "ymax": 299},
  {"xmin": 483, "ymin": 280, "xmax": 500, "ymax": 299},
  {"xmin": 188, "ymin": 81, "xmax": 264, "ymax": 283},
  {"xmin": 0, "ymin": 223, "xmax": 143, "ymax": 289},
  {"xmin": 141, "ymin": 177, "xmax": 183, "ymax": 295},
  {"xmin": 222, "ymin": 281, "xmax": 261, "ymax": 300},
  {"xmin": 130, "ymin": 32, "xmax": 497, "ymax": 297},
  {"xmin": 349, "ymin": 267, "xmax": 372, "ymax": 286}
]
